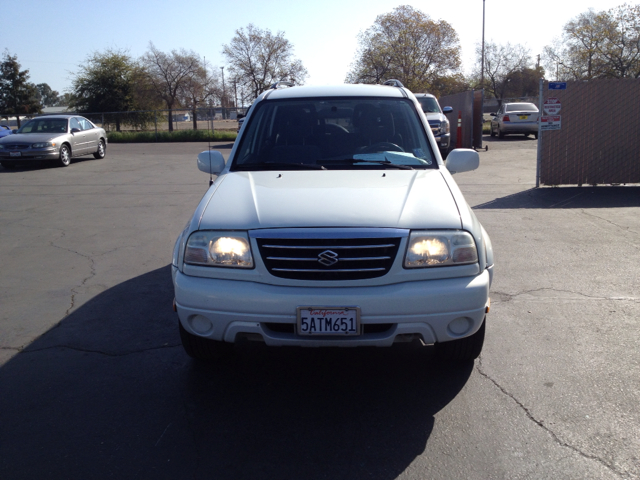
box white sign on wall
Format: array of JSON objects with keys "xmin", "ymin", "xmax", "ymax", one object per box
[{"xmin": 540, "ymin": 115, "xmax": 561, "ymax": 131}]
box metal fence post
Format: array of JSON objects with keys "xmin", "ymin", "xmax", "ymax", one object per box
[{"xmin": 536, "ymin": 78, "xmax": 543, "ymax": 188}]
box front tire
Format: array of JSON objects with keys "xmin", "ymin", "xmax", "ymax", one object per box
[
  {"xmin": 93, "ymin": 140, "xmax": 106, "ymax": 159},
  {"xmin": 434, "ymin": 317, "xmax": 485, "ymax": 361},
  {"xmin": 498, "ymin": 127, "xmax": 505, "ymax": 139},
  {"xmin": 58, "ymin": 145, "xmax": 71, "ymax": 167},
  {"xmin": 179, "ymin": 321, "xmax": 234, "ymax": 361}
]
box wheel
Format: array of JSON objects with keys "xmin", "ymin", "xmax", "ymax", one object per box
[
  {"xmin": 497, "ymin": 127, "xmax": 505, "ymax": 139},
  {"xmin": 360, "ymin": 142, "xmax": 405, "ymax": 153},
  {"xmin": 1, "ymin": 161, "xmax": 16, "ymax": 169},
  {"xmin": 179, "ymin": 321, "xmax": 234, "ymax": 361},
  {"xmin": 434, "ymin": 317, "xmax": 485, "ymax": 361},
  {"xmin": 93, "ymin": 140, "xmax": 106, "ymax": 159},
  {"xmin": 490, "ymin": 125, "xmax": 496, "ymax": 137},
  {"xmin": 58, "ymin": 145, "xmax": 71, "ymax": 167}
]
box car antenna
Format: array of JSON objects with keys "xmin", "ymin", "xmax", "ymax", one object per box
[{"xmin": 205, "ymin": 55, "xmax": 214, "ymax": 187}]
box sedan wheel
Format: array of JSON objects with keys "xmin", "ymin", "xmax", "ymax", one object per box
[
  {"xmin": 58, "ymin": 145, "xmax": 71, "ymax": 167},
  {"xmin": 498, "ymin": 127, "xmax": 505, "ymax": 139},
  {"xmin": 93, "ymin": 140, "xmax": 106, "ymax": 159}
]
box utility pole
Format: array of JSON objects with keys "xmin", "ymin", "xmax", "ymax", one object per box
[
  {"xmin": 221, "ymin": 66, "xmax": 226, "ymax": 120},
  {"xmin": 481, "ymin": 0, "xmax": 486, "ymax": 88}
]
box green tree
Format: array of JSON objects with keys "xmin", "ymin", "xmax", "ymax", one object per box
[
  {"xmin": 35, "ymin": 83, "xmax": 60, "ymax": 107},
  {"xmin": 69, "ymin": 49, "xmax": 157, "ymax": 131},
  {"xmin": 345, "ymin": 5, "xmax": 461, "ymax": 93},
  {"xmin": 222, "ymin": 24, "xmax": 308, "ymax": 101},
  {"xmin": 0, "ymin": 51, "xmax": 41, "ymax": 127}
]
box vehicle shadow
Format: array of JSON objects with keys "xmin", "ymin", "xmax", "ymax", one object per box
[
  {"xmin": 0, "ymin": 266, "xmax": 473, "ymax": 480},
  {"xmin": 474, "ymin": 186, "xmax": 640, "ymax": 209},
  {"xmin": 0, "ymin": 156, "xmax": 97, "ymax": 171}
]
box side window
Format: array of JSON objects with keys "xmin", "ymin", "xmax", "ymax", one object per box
[
  {"xmin": 70, "ymin": 118, "xmax": 81, "ymax": 131},
  {"xmin": 79, "ymin": 118, "xmax": 93, "ymax": 130}
]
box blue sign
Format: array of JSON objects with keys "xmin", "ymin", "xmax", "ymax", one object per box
[{"xmin": 549, "ymin": 82, "xmax": 567, "ymax": 90}]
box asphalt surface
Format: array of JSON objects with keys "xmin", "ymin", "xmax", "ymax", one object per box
[{"xmin": 0, "ymin": 137, "xmax": 638, "ymax": 479}]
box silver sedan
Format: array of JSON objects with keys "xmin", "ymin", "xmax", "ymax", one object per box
[
  {"xmin": 490, "ymin": 102, "xmax": 539, "ymax": 139},
  {"xmin": 0, "ymin": 115, "xmax": 107, "ymax": 168}
]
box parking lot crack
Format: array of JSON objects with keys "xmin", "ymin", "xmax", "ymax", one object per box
[
  {"xmin": 476, "ymin": 359, "xmax": 626, "ymax": 478},
  {"xmin": 491, "ymin": 288, "xmax": 638, "ymax": 303},
  {"xmin": 580, "ymin": 210, "xmax": 640, "ymax": 237},
  {"xmin": 23, "ymin": 343, "xmax": 181, "ymax": 357}
]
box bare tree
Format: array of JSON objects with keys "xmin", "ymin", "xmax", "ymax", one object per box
[
  {"xmin": 542, "ymin": 4, "xmax": 640, "ymax": 81},
  {"xmin": 142, "ymin": 43, "xmax": 202, "ymax": 131},
  {"xmin": 222, "ymin": 24, "xmax": 308, "ymax": 101},
  {"xmin": 345, "ymin": 5, "xmax": 462, "ymax": 94},
  {"xmin": 477, "ymin": 41, "xmax": 531, "ymax": 106},
  {"xmin": 178, "ymin": 59, "xmax": 221, "ymax": 130}
]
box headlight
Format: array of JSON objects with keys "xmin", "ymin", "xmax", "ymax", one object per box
[
  {"xmin": 404, "ymin": 230, "xmax": 478, "ymax": 268},
  {"xmin": 31, "ymin": 142, "xmax": 55, "ymax": 148},
  {"xmin": 184, "ymin": 231, "xmax": 253, "ymax": 268},
  {"xmin": 443, "ymin": 120, "xmax": 450, "ymax": 134}
]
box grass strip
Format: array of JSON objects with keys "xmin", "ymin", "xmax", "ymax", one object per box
[{"xmin": 107, "ymin": 130, "xmax": 237, "ymax": 143}]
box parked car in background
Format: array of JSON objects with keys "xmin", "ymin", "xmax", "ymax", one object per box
[
  {"xmin": 172, "ymin": 81, "xmax": 494, "ymax": 364},
  {"xmin": 414, "ymin": 93, "xmax": 452, "ymax": 157},
  {"xmin": 490, "ymin": 102, "xmax": 539, "ymax": 139},
  {"xmin": 0, "ymin": 115, "xmax": 107, "ymax": 169},
  {"xmin": 0, "ymin": 125, "xmax": 13, "ymax": 139}
]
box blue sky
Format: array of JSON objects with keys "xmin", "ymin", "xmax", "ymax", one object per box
[{"xmin": 1, "ymin": 0, "xmax": 629, "ymax": 94}]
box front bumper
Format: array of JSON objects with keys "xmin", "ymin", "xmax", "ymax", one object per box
[
  {"xmin": 0, "ymin": 149, "xmax": 59, "ymax": 161},
  {"xmin": 173, "ymin": 267, "xmax": 491, "ymax": 347},
  {"xmin": 434, "ymin": 133, "xmax": 450, "ymax": 150}
]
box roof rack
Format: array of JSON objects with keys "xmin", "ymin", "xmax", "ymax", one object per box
[
  {"xmin": 270, "ymin": 81, "xmax": 295, "ymax": 90},
  {"xmin": 383, "ymin": 79, "xmax": 405, "ymax": 88}
]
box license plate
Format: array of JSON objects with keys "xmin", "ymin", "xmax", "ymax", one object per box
[
  {"xmin": 297, "ymin": 307, "xmax": 361, "ymax": 336},
  {"xmin": 9, "ymin": 151, "xmax": 21, "ymax": 157},
  {"xmin": 519, "ymin": 115, "xmax": 529, "ymax": 120}
]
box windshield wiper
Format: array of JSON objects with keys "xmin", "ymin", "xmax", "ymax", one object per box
[
  {"xmin": 233, "ymin": 162, "xmax": 326, "ymax": 171},
  {"xmin": 323, "ymin": 158, "xmax": 415, "ymax": 170}
]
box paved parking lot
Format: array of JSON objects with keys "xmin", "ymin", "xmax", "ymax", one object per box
[{"xmin": 0, "ymin": 138, "xmax": 638, "ymax": 479}]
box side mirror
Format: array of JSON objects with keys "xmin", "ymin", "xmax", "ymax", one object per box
[
  {"xmin": 197, "ymin": 150, "xmax": 225, "ymax": 175},
  {"xmin": 442, "ymin": 106, "xmax": 453, "ymax": 114},
  {"xmin": 489, "ymin": 113, "xmax": 497, "ymax": 117},
  {"xmin": 11, "ymin": 129, "xmax": 18, "ymax": 134},
  {"xmin": 71, "ymin": 128, "xmax": 81, "ymax": 134},
  {"xmin": 445, "ymin": 149, "xmax": 479, "ymax": 174}
]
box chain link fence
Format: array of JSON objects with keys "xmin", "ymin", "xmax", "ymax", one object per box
[
  {"xmin": 0, "ymin": 107, "xmax": 247, "ymax": 134},
  {"xmin": 539, "ymin": 78, "xmax": 640, "ymax": 186}
]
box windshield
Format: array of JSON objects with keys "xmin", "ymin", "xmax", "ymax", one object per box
[
  {"xmin": 417, "ymin": 97, "xmax": 442, "ymax": 114},
  {"xmin": 17, "ymin": 118, "xmax": 68, "ymax": 134},
  {"xmin": 232, "ymin": 97, "xmax": 436, "ymax": 171},
  {"xmin": 506, "ymin": 103, "xmax": 538, "ymax": 112}
]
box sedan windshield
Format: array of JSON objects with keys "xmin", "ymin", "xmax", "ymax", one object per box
[
  {"xmin": 232, "ymin": 97, "xmax": 436, "ymax": 171},
  {"xmin": 17, "ymin": 118, "xmax": 68, "ymax": 134}
]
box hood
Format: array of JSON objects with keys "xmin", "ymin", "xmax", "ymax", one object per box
[
  {"xmin": 199, "ymin": 170, "xmax": 462, "ymax": 230},
  {"xmin": 425, "ymin": 112, "xmax": 447, "ymax": 122},
  {"xmin": 0, "ymin": 133, "xmax": 61, "ymax": 144}
]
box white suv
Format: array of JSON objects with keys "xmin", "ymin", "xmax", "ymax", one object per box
[{"xmin": 172, "ymin": 81, "xmax": 494, "ymax": 362}]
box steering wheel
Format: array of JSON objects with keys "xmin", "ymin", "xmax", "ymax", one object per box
[{"xmin": 360, "ymin": 142, "xmax": 405, "ymax": 153}]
